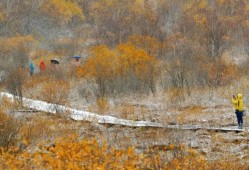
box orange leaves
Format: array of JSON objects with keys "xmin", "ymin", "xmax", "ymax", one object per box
[
  {"xmin": 77, "ymin": 42, "xmax": 158, "ymax": 96},
  {"xmin": 0, "ymin": 135, "xmax": 248, "ymax": 169},
  {"xmin": 77, "ymin": 45, "xmax": 118, "ymax": 80},
  {"xmin": 16, "ymin": 133, "xmax": 128, "ymax": 168},
  {"xmin": 117, "ymin": 43, "xmax": 156, "ymax": 79},
  {"xmin": 128, "ymin": 35, "xmax": 160, "ymax": 56},
  {"xmin": 127, "ymin": 146, "xmax": 134, "ymax": 157},
  {"xmin": 90, "ymin": 45, "xmax": 118, "ymax": 78},
  {"xmin": 169, "ymin": 143, "xmax": 175, "ymax": 150},
  {"xmin": 78, "ymin": 43, "xmax": 157, "ymax": 81}
]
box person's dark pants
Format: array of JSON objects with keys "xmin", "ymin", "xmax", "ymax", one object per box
[{"xmin": 235, "ymin": 110, "xmax": 243, "ymax": 127}]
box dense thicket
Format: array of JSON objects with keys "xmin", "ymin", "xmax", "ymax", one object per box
[{"xmin": 0, "ymin": 0, "xmax": 248, "ymax": 97}]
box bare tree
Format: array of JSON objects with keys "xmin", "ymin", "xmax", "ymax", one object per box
[{"xmin": 5, "ymin": 45, "xmax": 29, "ymax": 106}]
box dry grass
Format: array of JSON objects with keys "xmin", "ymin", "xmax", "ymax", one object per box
[
  {"xmin": 0, "ymin": 109, "xmax": 22, "ymax": 150},
  {"xmin": 1, "ymin": 64, "xmax": 249, "ymax": 169},
  {"xmin": 21, "ymin": 113, "xmax": 53, "ymax": 145},
  {"xmin": 87, "ymin": 98, "xmax": 110, "ymax": 115},
  {"xmin": 176, "ymin": 106, "xmax": 205, "ymax": 124},
  {"xmin": 23, "ymin": 74, "xmax": 48, "ymax": 89},
  {"xmin": 119, "ymin": 104, "xmax": 136, "ymax": 119},
  {"xmin": 96, "ymin": 97, "xmax": 110, "ymax": 114}
]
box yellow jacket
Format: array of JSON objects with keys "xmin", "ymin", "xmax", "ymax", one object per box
[
  {"xmin": 232, "ymin": 94, "xmax": 243, "ymax": 111},
  {"xmin": 237, "ymin": 94, "xmax": 244, "ymax": 111},
  {"xmin": 232, "ymin": 98, "xmax": 238, "ymax": 110}
]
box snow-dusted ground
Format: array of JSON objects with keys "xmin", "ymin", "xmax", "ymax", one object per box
[
  {"xmin": 0, "ymin": 92, "xmax": 164, "ymax": 127},
  {"xmin": 1, "ymin": 92, "xmax": 248, "ymax": 132}
]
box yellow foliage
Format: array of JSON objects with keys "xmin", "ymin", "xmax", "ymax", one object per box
[
  {"xmin": 129, "ymin": 0, "xmax": 145, "ymax": 15},
  {"xmin": 0, "ymin": 135, "xmax": 246, "ymax": 169},
  {"xmin": 42, "ymin": 0, "xmax": 84, "ymax": 23},
  {"xmin": 193, "ymin": 14, "xmax": 207, "ymax": 26},
  {"xmin": 117, "ymin": 43, "xmax": 157, "ymax": 79},
  {"xmin": 77, "ymin": 45, "xmax": 118, "ymax": 78},
  {"xmin": 78, "ymin": 43, "xmax": 157, "ymax": 81},
  {"xmin": 198, "ymin": 0, "xmax": 208, "ymax": 9},
  {"xmin": 128, "ymin": 35, "xmax": 160, "ymax": 56},
  {"xmin": 217, "ymin": 0, "xmax": 225, "ymax": 5},
  {"xmin": 169, "ymin": 143, "xmax": 175, "ymax": 150},
  {"xmin": 21, "ymin": 115, "xmax": 53, "ymax": 145}
]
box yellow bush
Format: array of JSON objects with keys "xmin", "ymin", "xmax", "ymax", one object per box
[
  {"xmin": 0, "ymin": 110, "xmax": 22, "ymax": 150},
  {"xmin": 0, "ymin": 135, "xmax": 248, "ymax": 169}
]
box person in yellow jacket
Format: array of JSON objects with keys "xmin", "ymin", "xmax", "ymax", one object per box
[{"xmin": 232, "ymin": 94, "xmax": 244, "ymax": 129}]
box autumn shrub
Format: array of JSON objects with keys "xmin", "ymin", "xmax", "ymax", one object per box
[
  {"xmin": 1, "ymin": 135, "xmax": 246, "ymax": 169},
  {"xmin": 0, "ymin": 96, "xmax": 15, "ymax": 112},
  {"xmin": 37, "ymin": 78, "xmax": 71, "ymax": 118},
  {"xmin": 39, "ymin": 78, "xmax": 70, "ymax": 105},
  {"xmin": 23, "ymin": 73, "xmax": 51, "ymax": 90},
  {"xmin": 0, "ymin": 109, "xmax": 22, "ymax": 150},
  {"xmin": 0, "ymin": 136, "xmax": 181, "ymax": 169},
  {"xmin": 128, "ymin": 35, "xmax": 160, "ymax": 56},
  {"xmin": 117, "ymin": 43, "xmax": 158, "ymax": 94},
  {"xmin": 5, "ymin": 67, "xmax": 28, "ymax": 107},
  {"xmin": 78, "ymin": 43, "xmax": 158, "ymax": 98},
  {"xmin": 0, "ymin": 137, "xmax": 138, "ymax": 169},
  {"xmin": 20, "ymin": 114, "xmax": 54, "ymax": 146}
]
